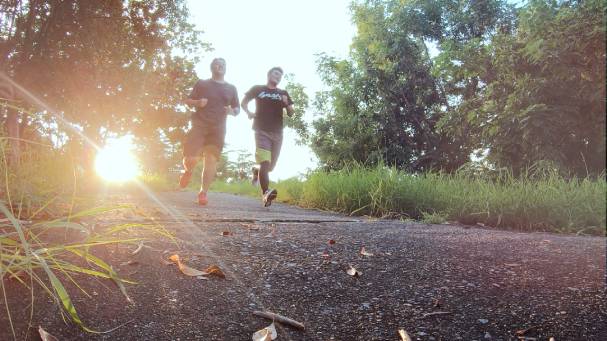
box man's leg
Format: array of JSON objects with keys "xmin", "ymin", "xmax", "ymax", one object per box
[
  {"xmin": 259, "ymin": 160, "xmax": 271, "ymax": 194},
  {"xmin": 180, "ymin": 126, "xmax": 204, "ymax": 188},
  {"xmin": 200, "ymin": 151, "xmax": 218, "ymax": 194},
  {"xmin": 197, "ymin": 144, "xmax": 221, "ymax": 206},
  {"xmin": 269, "ymin": 131, "xmax": 283, "ymax": 172},
  {"xmin": 255, "ymin": 130, "xmax": 278, "ymax": 207},
  {"xmin": 255, "ymin": 131, "xmax": 273, "ymax": 194}
]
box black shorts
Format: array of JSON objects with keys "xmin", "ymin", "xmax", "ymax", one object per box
[{"xmin": 183, "ymin": 123, "xmax": 225, "ymax": 158}]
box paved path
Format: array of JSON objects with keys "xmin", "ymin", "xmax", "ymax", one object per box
[{"xmin": 5, "ymin": 191, "xmax": 605, "ymax": 340}]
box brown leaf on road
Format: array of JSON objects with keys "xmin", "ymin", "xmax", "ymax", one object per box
[
  {"xmin": 252, "ymin": 322, "xmax": 277, "ymax": 341},
  {"xmin": 222, "ymin": 231, "xmax": 233, "ymax": 236},
  {"xmin": 328, "ymin": 239, "xmax": 336, "ymax": 245},
  {"xmin": 204, "ymin": 265, "xmax": 226, "ymax": 278},
  {"xmin": 398, "ymin": 329, "xmax": 412, "ymax": 341},
  {"xmin": 38, "ymin": 326, "xmax": 59, "ymax": 341},
  {"xmin": 360, "ymin": 246, "xmax": 374, "ymax": 257},
  {"xmin": 346, "ymin": 265, "xmax": 362, "ymax": 277},
  {"xmin": 169, "ymin": 254, "xmax": 209, "ymax": 277}
]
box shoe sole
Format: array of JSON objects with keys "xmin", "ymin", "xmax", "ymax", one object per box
[{"xmin": 263, "ymin": 190, "xmax": 277, "ymax": 207}]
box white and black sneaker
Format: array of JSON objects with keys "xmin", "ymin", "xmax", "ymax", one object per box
[{"xmin": 262, "ymin": 189, "xmax": 277, "ymax": 207}]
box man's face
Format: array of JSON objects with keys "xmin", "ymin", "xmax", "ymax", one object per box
[
  {"xmin": 268, "ymin": 69, "xmax": 283, "ymax": 85},
  {"xmin": 211, "ymin": 59, "xmax": 226, "ymax": 76}
]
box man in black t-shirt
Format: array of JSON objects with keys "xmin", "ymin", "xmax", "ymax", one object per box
[
  {"xmin": 241, "ymin": 67, "xmax": 294, "ymax": 207},
  {"xmin": 180, "ymin": 58, "xmax": 240, "ymax": 206}
]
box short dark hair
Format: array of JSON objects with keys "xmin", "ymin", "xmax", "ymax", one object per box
[
  {"xmin": 211, "ymin": 58, "xmax": 225, "ymax": 66},
  {"xmin": 267, "ymin": 67, "xmax": 283, "ymax": 76}
]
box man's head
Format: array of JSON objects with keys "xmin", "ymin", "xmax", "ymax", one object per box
[
  {"xmin": 267, "ymin": 67, "xmax": 283, "ymax": 87},
  {"xmin": 210, "ymin": 58, "xmax": 226, "ymax": 77}
]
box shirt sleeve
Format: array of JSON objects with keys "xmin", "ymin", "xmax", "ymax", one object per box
[
  {"xmin": 188, "ymin": 80, "xmax": 204, "ymax": 100},
  {"xmin": 231, "ymin": 85, "xmax": 240, "ymax": 109},
  {"xmin": 284, "ymin": 90, "xmax": 294, "ymax": 106},
  {"xmin": 243, "ymin": 85, "xmax": 260, "ymax": 102}
]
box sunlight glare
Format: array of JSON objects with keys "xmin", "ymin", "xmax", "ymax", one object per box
[{"xmin": 95, "ymin": 136, "xmax": 140, "ymax": 182}]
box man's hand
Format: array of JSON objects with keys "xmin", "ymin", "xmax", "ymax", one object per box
[
  {"xmin": 225, "ymin": 105, "xmax": 240, "ymax": 116},
  {"xmin": 246, "ymin": 111, "xmax": 256, "ymax": 119},
  {"xmin": 281, "ymin": 94, "xmax": 290, "ymax": 107},
  {"xmin": 184, "ymin": 98, "xmax": 208, "ymax": 108}
]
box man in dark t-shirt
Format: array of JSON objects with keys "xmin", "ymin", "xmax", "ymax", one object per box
[
  {"xmin": 241, "ymin": 66, "xmax": 294, "ymax": 207},
  {"xmin": 180, "ymin": 58, "xmax": 239, "ymax": 205}
]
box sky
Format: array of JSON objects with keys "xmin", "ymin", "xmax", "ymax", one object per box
[{"xmin": 186, "ymin": 0, "xmax": 356, "ymax": 180}]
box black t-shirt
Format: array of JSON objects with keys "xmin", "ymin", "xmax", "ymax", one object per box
[
  {"xmin": 243, "ymin": 85, "xmax": 293, "ymax": 132},
  {"xmin": 188, "ymin": 79, "xmax": 239, "ymax": 128}
]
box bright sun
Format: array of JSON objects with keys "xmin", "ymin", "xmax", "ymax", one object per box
[{"xmin": 95, "ymin": 136, "xmax": 140, "ymax": 182}]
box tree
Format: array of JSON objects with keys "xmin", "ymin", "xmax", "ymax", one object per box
[
  {"xmin": 314, "ymin": 0, "xmax": 605, "ymax": 176},
  {"xmin": 0, "ymin": 0, "xmax": 208, "ymax": 169},
  {"xmin": 283, "ymin": 74, "xmax": 309, "ymax": 145},
  {"xmin": 312, "ymin": 0, "xmax": 469, "ymax": 171},
  {"xmin": 477, "ymin": 0, "xmax": 606, "ymax": 175}
]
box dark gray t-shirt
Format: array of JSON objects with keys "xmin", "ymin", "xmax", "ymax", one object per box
[
  {"xmin": 243, "ymin": 85, "xmax": 292, "ymax": 132},
  {"xmin": 188, "ymin": 79, "xmax": 239, "ymax": 128}
]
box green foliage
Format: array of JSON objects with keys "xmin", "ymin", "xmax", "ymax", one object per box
[
  {"xmin": 210, "ymin": 180, "xmax": 259, "ymax": 197},
  {"xmin": 284, "ymin": 74, "xmax": 310, "ymax": 144},
  {"xmin": 0, "ymin": 0, "xmax": 208, "ymax": 170},
  {"xmin": 313, "ymin": 0, "xmax": 605, "ymax": 176},
  {"xmin": 477, "ymin": 0, "xmax": 606, "ymax": 176},
  {"xmin": 313, "ymin": 0, "xmax": 453, "ymax": 171},
  {"xmin": 421, "ymin": 211, "xmax": 448, "ymax": 224}
]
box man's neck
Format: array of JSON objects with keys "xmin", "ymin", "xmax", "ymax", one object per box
[
  {"xmin": 211, "ymin": 74, "xmax": 225, "ymax": 83},
  {"xmin": 266, "ymin": 82, "xmax": 277, "ymax": 89}
]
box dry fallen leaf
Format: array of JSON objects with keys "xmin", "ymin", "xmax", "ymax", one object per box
[
  {"xmin": 328, "ymin": 239, "xmax": 336, "ymax": 245},
  {"xmin": 222, "ymin": 231, "xmax": 233, "ymax": 236},
  {"xmin": 360, "ymin": 247, "xmax": 374, "ymax": 257},
  {"xmin": 205, "ymin": 265, "xmax": 226, "ymax": 278},
  {"xmin": 346, "ymin": 265, "xmax": 362, "ymax": 277},
  {"xmin": 169, "ymin": 254, "xmax": 209, "ymax": 277},
  {"xmin": 398, "ymin": 328, "xmax": 412, "ymax": 341},
  {"xmin": 252, "ymin": 322, "xmax": 277, "ymax": 341},
  {"xmin": 38, "ymin": 326, "xmax": 59, "ymax": 341}
]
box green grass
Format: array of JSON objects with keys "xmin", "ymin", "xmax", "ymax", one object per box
[
  {"xmin": 0, "ymin": 138, "xmax": 175, "ymax": 338},
  {"xmin": 212, "ymin": 164, "xmax": 606, "ymax": 234}
]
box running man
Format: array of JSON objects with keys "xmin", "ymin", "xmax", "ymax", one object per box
[
  {"xmin": 241, "ymin": 67, "xmax": 294, "ymax": 207},
  {"xmin": 180, "ymin": 58, "xmax": 239, "ymax": 205}
]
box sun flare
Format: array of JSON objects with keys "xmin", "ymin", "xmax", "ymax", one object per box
[{"xmin": 95, "ymin": 136, "xmax": 140, "ymax": 182}]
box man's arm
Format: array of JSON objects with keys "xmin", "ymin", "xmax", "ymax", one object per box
[
  {"xmin": 226, "ymin": 86, "xmax": 240, "ymax": 116},
  {"xmin": 185, "ymin": 98, "xmax": 207, "ymax": 108},
  {"xmin": 241, "ymin": 97, "xmax": 255, "ymax": 119},
  {"xmin": 281, "ymin": 93, "xmax": 295, "ymax": 117}
]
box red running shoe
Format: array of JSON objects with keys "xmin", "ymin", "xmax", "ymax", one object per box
[{"xmin": 198, "ymin": 191, "xmax": 208, "ymax": 206}]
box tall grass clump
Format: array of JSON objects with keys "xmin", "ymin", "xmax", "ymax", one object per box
[
  {"xmin": 193, "ymin": 161, "xmax": 605, "ymax": 234},
  {"xmin": 1, "ymin": 138, "xmax": 174, "ymax": 338},
  {"xmin": 269, "ymin": 163, "xmax": 605, "ymax": 234}
]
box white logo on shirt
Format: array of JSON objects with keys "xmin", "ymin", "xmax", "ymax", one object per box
[{"xmin": 258, "ymin": 91, "xmax": 282, "ymax": 101}]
